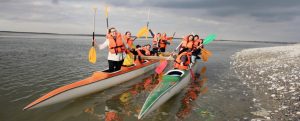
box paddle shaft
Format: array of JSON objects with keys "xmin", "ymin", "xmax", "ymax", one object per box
[{"xmin": 92, "ymin": 8, "xmax": 97, "ymax": 46}]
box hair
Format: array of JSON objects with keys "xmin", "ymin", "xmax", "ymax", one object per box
[
  {"xmin": 125, "ymin": 31, "xmax": 131, "ymax": 35},
  {"xmin": 136, "ymin": 45, "xmax": 141, "ymax": 48},
  {"xmin": 194, "ymin": 35, "xmax": 199, "ymax": 38},
  {"xmin": 187, "ymin": 34, "xmax": 194, "ymax": 40},
  {"xmin": 108, "ymin": 27, "xmax": 116, "ymax": 33}
]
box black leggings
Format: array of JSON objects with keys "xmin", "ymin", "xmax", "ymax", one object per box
[{"xmin": 108, "ymin": 60, "xmax": 124, "ymax": 72}]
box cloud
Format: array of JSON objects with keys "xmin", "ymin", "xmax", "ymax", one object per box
[{"xmin": 0, "ymin": 0, "xmax": 300, "ymax": 42}]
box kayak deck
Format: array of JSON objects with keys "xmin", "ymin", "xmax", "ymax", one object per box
[
  {"xmin": 138, "ymin": 60, "xmax": 200, "ymax": 119},
  {"xmin": 23, "ymin": 60, "xmax": 159, "ymax": 110}
]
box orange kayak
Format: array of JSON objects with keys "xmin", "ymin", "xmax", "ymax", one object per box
[{"xmin": 23, "ymin": 60, "xmax": 159, "ymax": 110}]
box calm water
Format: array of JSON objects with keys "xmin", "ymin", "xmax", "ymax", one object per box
[{"xmin": 0, "ymin": 32, "xmax": 287, "ymax": 121}]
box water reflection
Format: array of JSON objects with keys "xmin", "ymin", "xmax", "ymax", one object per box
[
  {"xmin": 83, "ymin": 73, "xmax": 163, "ymax": 121},
  {"xmin": 176, "ymin": 66, "xmax": 210, "ymax": 120}
]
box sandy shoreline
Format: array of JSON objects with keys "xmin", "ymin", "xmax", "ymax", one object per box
[{"xmin": 231, "ymin": 44, "xmax": 300, "ymax": 120}]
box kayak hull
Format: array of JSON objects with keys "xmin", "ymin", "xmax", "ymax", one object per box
[
  {"xmin": 24, "ymin": 60, "xmax": 159, "ymax": 110},
  {"xmin": 138, "ymin": 60, "xmax": 200, "ymax": 119}
]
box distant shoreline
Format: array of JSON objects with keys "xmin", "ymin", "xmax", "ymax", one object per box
[{"xmin": 0, "ymin": 31, "xmax": 297, "ymax": 44}]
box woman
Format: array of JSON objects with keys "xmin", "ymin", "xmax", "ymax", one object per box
[
  {"xmin": 191, "ymin": 35, "xmax": 203, "ymax": 63},
  {"xmin": 123, "ymin": 31, "xmax": 135, "ymax": 50},
  {"xmin": 179, "ymin": 34, "xmax": 194, "ymax": 54},
  {"xmin": 98, "ymin": 27, "xmax": 126, "ymax": 72}
]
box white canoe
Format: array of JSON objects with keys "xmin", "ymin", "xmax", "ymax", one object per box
[
  {"xmin": 138, "ymin": 60, "xmax": 200, "ymax": 119},
  {"xmin": 23, "ymin": 60, "xmax": 159, "ymax": 110}
]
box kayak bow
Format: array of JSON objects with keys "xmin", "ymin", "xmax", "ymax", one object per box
[
  {"xmin": 24, "ymin": 60, "xmax": 159, "ymax": 110},
  {"xmin": 138, "ymin": 60, "xmax": 200, "ymax": 119}
]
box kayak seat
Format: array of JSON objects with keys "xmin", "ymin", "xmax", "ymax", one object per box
[{"xmin": 165, "ymin": 70, "xmax": 184, "ymax": 77}]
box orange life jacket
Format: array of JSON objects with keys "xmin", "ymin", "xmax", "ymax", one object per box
[
  {"xmin": 123, "ymin": 36, "xmax": 134, "ymax": 49},
  {"xmin": 193, "ymin": 39, "xmax": 201, "ymax": 49},
  {"xmin": 152, "ymin": 35, "xmax": 161, "ymax": 48},
  {"xmin": 159, "ymin": 36, "xmax": 173, "ymax": 48},
  {"xmin": 181, "ymin": 36, "xmax": 194, "ymax": 49},
  {"xmin": 174, "ymin": 52, "xmax": 191, "ymax": 70},
  {"xmin": 107, "ymin": 33, "xmax": 125, "ymax": 54}
]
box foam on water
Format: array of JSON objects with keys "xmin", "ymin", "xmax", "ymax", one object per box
[{"xmin": 231, "ymin": 44, "xmax": 300, "ymax": 120}]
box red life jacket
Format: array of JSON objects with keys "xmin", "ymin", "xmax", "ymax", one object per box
[
  {"xmin": 174, "ymin": 52, "xmax": 191, "ymax": 70},
  {"xmin": 107, "ymin": 33, "xmax": 125, "ymax": 54}
]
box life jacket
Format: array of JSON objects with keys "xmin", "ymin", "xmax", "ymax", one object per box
[
  {"xmin": 181, "ymin": 36, "xmax": 194, "ymax": 49},
  {"xmin": 174, "ymin": 52, "xmax": 191, "ymax": 70},
  {"xmin": 143, "ymin": 47, "xmax": 151, "ymax": 56},
  {"xmin": 152, "ymin": 35, "xmax": 160, "ymax": 48},
  {"xmin": 107, "ymin": 33, "xmax": 125, "ymax": 54},
  {"xmin": 123, "ymin": 36, "xmax": 134, "ymax": 49},
  {"xmin": 159, "ymin": 35, "xmax": 173, "ymax": 48}
]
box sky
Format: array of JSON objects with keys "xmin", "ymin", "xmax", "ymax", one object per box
[{"xmin": 0, "ymin": 0, "xmax": 300, "ymax": 42}]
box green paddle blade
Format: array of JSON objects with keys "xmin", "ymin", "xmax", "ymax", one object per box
[
  {"xmin": 203, "ymin": 34, "xmax": 216, "ymax": 45},
  {"xmin": 89, "ymin": 47, "xmax": 97, "ymax": 64}
]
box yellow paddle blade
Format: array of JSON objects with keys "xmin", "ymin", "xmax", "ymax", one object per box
[
  {"xmin": 105, "ymin": 6, "xmax": 109, "ymax": 17},
  {"xmin": 123, "ymin": 53, "xmax": 134, "ymax": 66},
  {"xmin": 136, "ymin": 26, "xmax": 148, "ymax": 38},
  {"xmin": 89, "ymin": 47, "xmax": 97, "ymax": 64},
  {"xmin": 201, "ymin": 48, "xmax": 212, "ymax": 62}
]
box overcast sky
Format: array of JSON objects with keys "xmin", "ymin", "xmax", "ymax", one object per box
[{"xmin": 0, "ymin": 0, "xmax": 300, "ymax": 42}]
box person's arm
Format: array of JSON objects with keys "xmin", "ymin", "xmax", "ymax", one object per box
[{"xmin": 98, "ymin": 39, "xmax": 109, "ymax": 50}]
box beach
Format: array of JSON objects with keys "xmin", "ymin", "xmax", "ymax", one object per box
[{"xmin": 231, "ymin": 44, "xmax": 300, "ymax": 120}]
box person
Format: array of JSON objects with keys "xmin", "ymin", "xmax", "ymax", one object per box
[
  {"xmin": 123, "ymin": 31, "xmax": 135, "ymax": 50},
  {"xmin": 179, "ymin": 34, "xmax": 194, "ymax": 54},
  {"xmin": 133, "ymin": 45, "xmax": 145, "ymax": 64},
  {"xmin": 158, "ymin": 33, "xmax": 173, "ymax": 52},
  {"xmin": 143, "ymin": 44, "xmax": 152, "ymax": 56},
  {"xmin": 174, "ymin": 49, "xmax": 192, "ymax": 70},
  {"xmin": 191, "ymin": 35, "xmax": 203, "ymax": 63},
  {"xmin": 152, "ymin": 33, "xmax": 161, "ymax": 56},
  {"xmin": 98, "ymin": 27, "xmax": 126, "ymax": 72}
]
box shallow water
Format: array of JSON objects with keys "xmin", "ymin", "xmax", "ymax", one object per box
[{"xmin": 0, "ymin": 32, "xmax": 289, "ymax": 121}]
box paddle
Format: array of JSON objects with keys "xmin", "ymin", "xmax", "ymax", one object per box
[
  {"xmin": 203, "ymin": 34, "xmax": 216, "ymax": 45},
  {"xmin": 105, "ymin": 6, "xmax": 109, "ymax": 29},
  {"xmin": 88, "ymin": 7, "xmax": 97, "ymax": 64}
]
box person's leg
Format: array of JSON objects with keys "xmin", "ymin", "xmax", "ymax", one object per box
[
  {"xmin": 191, "ymin": 55, "xmax": 196, "ymax": 63},
  {"xmin": 160, "ymin": 48, "xmax": 165, "ymax": 52},
  {"xmin": 115, "ymin": 60, "xmax": 124, "ymax": 71},
  {"xmin": 108, "ymin": 60, "xmax": 115, "ymax": 72}
]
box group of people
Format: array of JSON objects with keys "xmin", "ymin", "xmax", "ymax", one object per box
[
  {"xmin": 98, "ymin": 27, "xmax": 204, "ymax": 72},
  {"xmin": 173, "ymin": 34, "xmax": 204, "ymax": 70}
]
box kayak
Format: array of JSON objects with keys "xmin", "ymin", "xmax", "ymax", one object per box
[
  {"xmin": 138, "ymin": 60, "xmax": 200, "ymax": 119},
  {"xmin": 23, "ymin": 60, "xmax": 159, "ymax": 110},
  {"xmin": 141, "ymin": 55, "xmax": 175, "ymax": 60}
]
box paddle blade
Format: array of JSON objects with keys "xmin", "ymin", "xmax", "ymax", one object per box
[
  {"xmin": 201, "ymin": 48, "xmax": 212, "ymax": 62},
  {"xmin": 89, "ymin": 47, "xmax": 97, "ymax": 64},
  {"xmin": 105, "ymin": 6, "xmax": 109, "ymax": 18},
  {"xmin": 155, "ymin": 60, "xmax": 168, "ymax": 74},
  {"xmin": 136, "ymin": 26, "xmax": 148, "ymax": 38},
  {"xmin": 123, "ymin": 53, "xmax": 134, "ymax": 66},
  {"xmin": 203, "ymin": 34, "xmax": 216, "ymax": 45}
]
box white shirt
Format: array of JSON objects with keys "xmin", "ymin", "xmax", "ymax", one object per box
[{"xmin": 98, "ymin": 39, "xmax": 126, "ymax": 61}]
